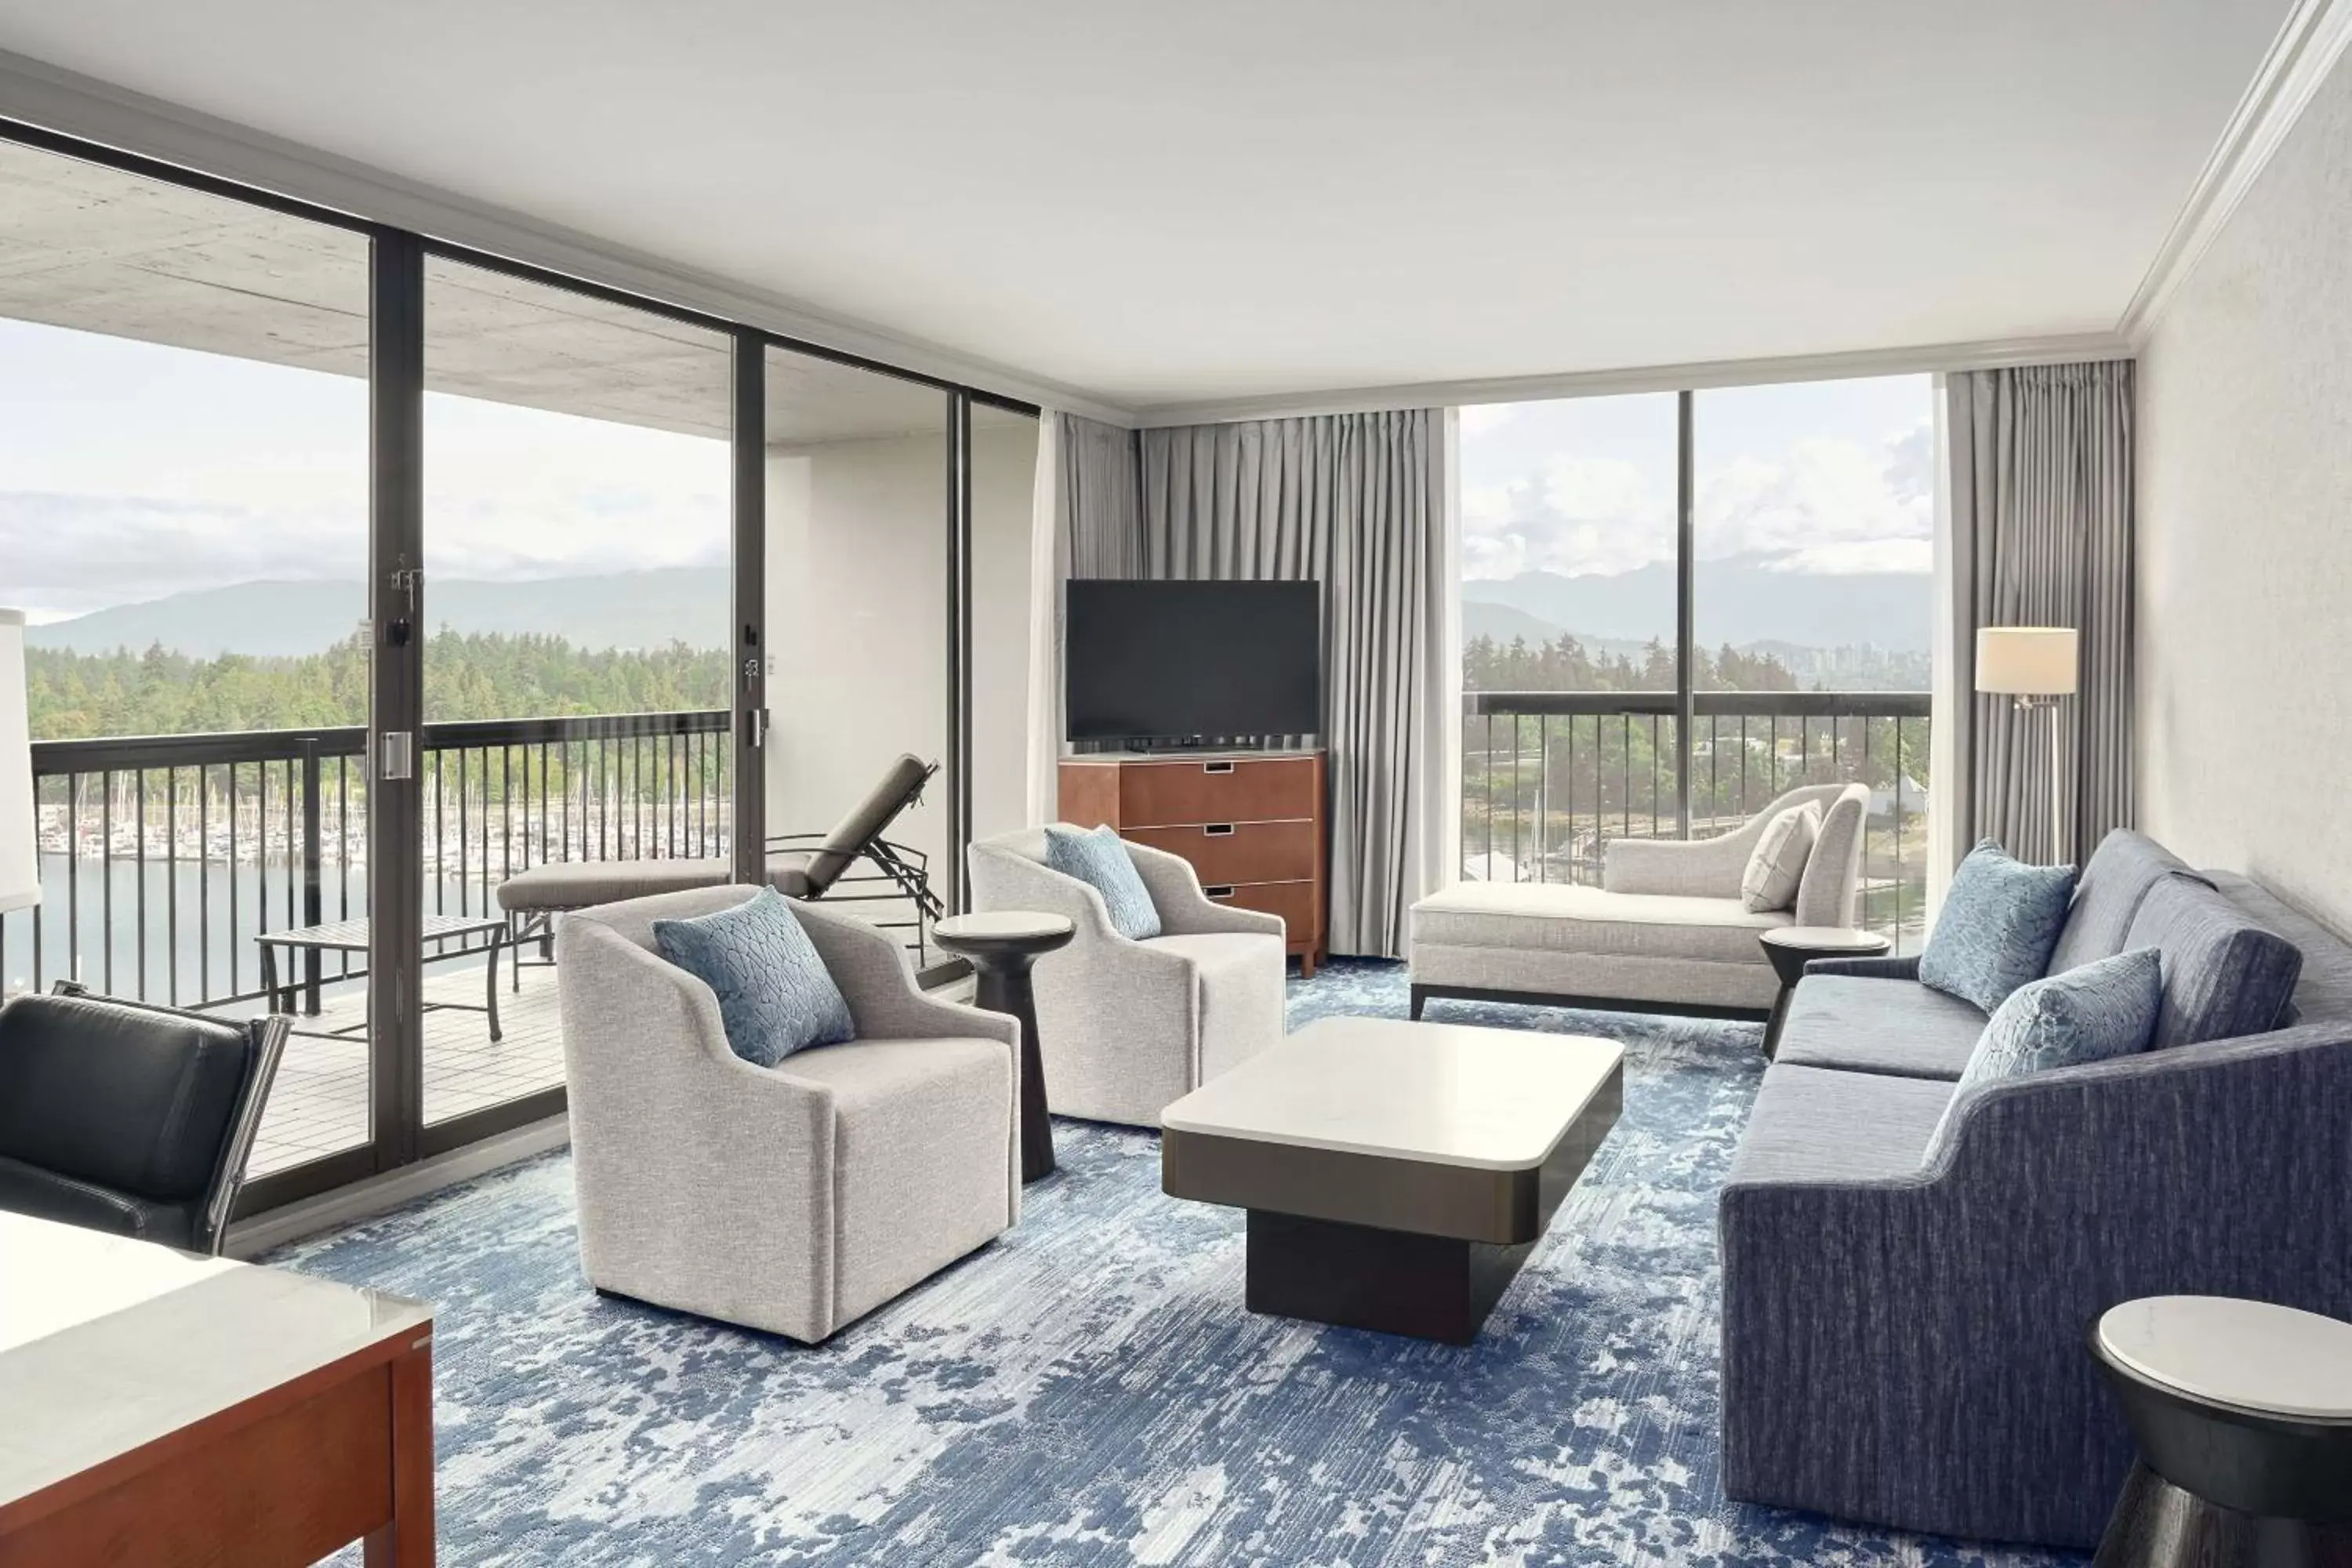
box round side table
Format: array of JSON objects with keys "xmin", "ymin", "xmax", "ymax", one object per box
[
  {"xmin": 933, "ymin": 912, "xmax": 1075, "ymax": 1185},
  {"xmin": 1757, "ymin": 926, "xmax": 1889, "ymax": 1059},
  {"xmin": 2090, "ymin": 1296, "xmax": 2352, "ymax": 1567}
]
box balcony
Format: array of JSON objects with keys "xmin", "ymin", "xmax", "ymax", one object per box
[
  {"xmin": 0, "ymin": 710, "xmax": 733, "ymax": 1185},
  {"xmin": 1462, "ymin": 690, "xmax": 1932, "ymax": 949}
]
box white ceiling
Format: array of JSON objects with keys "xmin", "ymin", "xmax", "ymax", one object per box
[{"xmin": 0, "ymin": 0, "xmax": 2296, "ymax": 416}]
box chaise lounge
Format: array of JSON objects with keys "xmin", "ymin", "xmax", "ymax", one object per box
[{"xmin": 1408, "ymin": 782, "xmax": 1871, "ymax": 1018}]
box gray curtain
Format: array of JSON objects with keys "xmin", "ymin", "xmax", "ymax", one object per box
[
  {"xmin": 1053, "ymin": 412, "xmax": 1145, "ymax": 577},
  {"xmin": 1138, "ymin": 411, "xmax": 1447, "ymax": 956},
  {"xmin": 1944, "ymin": 361, "xmax": 2135, "ymax": 867}
]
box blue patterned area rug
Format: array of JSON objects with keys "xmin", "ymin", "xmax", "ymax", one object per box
[{"xmin": 282, "ymin": 960, "xmax": 2079, "ymax": 1567}]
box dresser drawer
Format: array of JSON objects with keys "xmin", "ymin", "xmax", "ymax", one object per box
[
  {"xmin": 1201, "ymin": 879, "xmax": 1320, "ymax": 942},
  {"xmin": 1126, "ymin": 819, "xmax": 1317, "ymax": 886},
  {"xmin": 1118, "ymin": 756, "xmax": 1319, "ymax": 826}
]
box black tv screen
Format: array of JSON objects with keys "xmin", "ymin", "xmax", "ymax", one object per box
[{"xmin": 1065, "ymin": 579, "xmax": 1321, "ymax": 742}]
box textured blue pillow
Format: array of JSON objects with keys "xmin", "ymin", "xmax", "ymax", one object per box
[
  {"xmin": 652, "ymin": 889, "xmax": 855, "ymax": 1067},
  {"xmin": 1044, "ymin": 824, "xmax": 1161, "ymax": 940},
  {"xmin": 1918, "ymin": 839, "xmax": 2078, "ymax": 1013},
  {"xmin": 1929, "ymin": 947, "xmax": 2163, "ymax": 1157}
]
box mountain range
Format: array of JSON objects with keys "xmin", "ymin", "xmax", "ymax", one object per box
[
  {"xmin": 27, "ymin": 568, "xmax": 732, "ymax": 658},
  {"xmin": 1464, "ymin": 553, "xmax": 1931, "ymax": 652}
]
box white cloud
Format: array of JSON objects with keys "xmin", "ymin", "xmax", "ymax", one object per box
[{"xmin": 1461, "ymin": 412, "xmax": 1931, "ymax": 582}]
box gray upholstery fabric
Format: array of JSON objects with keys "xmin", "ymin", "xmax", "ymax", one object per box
[
  {"xmin": 1410, "ymin": 784, "xmax": 1864, "ymax": 1014},
  {"xmin": 1724, "ymin": 1065, "xmax": 1952, "ymax": 1186},
  {"xmin": 496, "ymin": 854, "xmax": 812, "ymax": 911},
  {"xmin": 1944, "ymin": 361, "xmax": 2136, "ymax": 871},
  {"xmin": 1025, "ymin": 414, "xmax": 1145, "ymax": 826},
  {"xmin": 2126, "ymin": 873, "xmax": 2303, "ymax": 1049},
  {"xmin": 1802, "ymin": 953, "xmax": 1922, "ymax": 982},
  {"xmin": 1719, "ymin": 855, "xmax": 2352, "ymax": 1550},
  {"xmin": 1771, "ymin": 977, "xmax": 1987, "ymax": 1081},
  {"xmin": 1138, "ymin": 411, "xmax": 1449, "ymax": 957},
  {"xmin": 2049, "ymin": 829, "xmax": 2201, "ymax": 973},
  {"xmin": 807, "ymin": 753, "xmax": 930, "ymax": 892},
  {"xmin": 556, "ymin": 886, "xmax": 1018, "ymax": 1344},
  {"xmin": 967, "ymin": 827, "xmax": 1284, "ymax": 1127},
  {"xmin": 1739, "ymin": 801, "xmax": 1819, "ymax": 912}
]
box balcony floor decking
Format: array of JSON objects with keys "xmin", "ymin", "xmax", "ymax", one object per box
[{"xmin": 245, "ymin": 960, "xmax": 568, "ymax": 1178}]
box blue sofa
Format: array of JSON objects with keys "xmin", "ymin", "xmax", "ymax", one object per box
[{"xmin": 1718, "ymin": 830, "xmax": 2352, "ymax": 1550}]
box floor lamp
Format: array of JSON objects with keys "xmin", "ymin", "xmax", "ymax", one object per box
[{"xmin": 1975, "ymin": 626, "xmax": 2078, "ymax": 866}]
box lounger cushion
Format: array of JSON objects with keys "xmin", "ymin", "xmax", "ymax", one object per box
[{"xmin": 496, "ymin": 854, "xmax": 814, "ymax": 911}]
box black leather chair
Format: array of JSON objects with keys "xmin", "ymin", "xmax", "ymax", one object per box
[{"xmin": 0, "ymin": 989, "xmax": 287, "ymax": 1254}]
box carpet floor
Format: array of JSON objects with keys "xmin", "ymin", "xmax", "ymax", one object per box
[{"xmin": 281, "ymin": 960, "xmax": 2082, "ymax": 1567}]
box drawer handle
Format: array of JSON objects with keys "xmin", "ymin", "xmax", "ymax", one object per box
[
  {"xmin": 1206, "ymin": 885, "xmax": 1236, "ymax": 900},
  {"xmin": 1203, "ymin": 760, "xmax": 1235, "ymax": 775},
  {"xmin": 1203, "ymin": 823, "xmax": 1236, "ymax": 837}
]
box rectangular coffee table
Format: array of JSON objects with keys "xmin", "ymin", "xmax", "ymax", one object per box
[{"xmin": 1160, "ymin": 1014, "xmax": 1623, "ymax": 1344}]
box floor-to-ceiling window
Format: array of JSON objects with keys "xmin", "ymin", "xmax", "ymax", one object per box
[
  {"xmin": 0, "ymin": 116, "xmax": 1033, "ymax": 1221},
  {"xmin": 1457, "ymin": 376, "xmax": 1935, "ymax": 948},
  {"xmin": 0, "ymin": 135, "xmax": 381, "ymax": 1185}
]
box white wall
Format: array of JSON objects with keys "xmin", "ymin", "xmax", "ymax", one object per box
[
  {"xmin": 763, "ymin": 419, "xmax": 1038, "ymax": 873},
  {"xmin": 2137, "ymin": 45, "xmax": 2352, "ymax": 928}
]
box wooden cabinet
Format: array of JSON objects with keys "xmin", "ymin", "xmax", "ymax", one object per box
[{"xmin": 1058, "ymin": 750, "xmax": 1327, "ymax": 976}]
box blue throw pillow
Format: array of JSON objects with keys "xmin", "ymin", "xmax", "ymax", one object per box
[
  {"xmin": 1929, "ymin": 947, "xmax": 2163, "ymax": 1158},
  {"xmin": 1918, "ymin": 839, "xmax": 2078, "ymax": 1013},
  {"xmin": 1044, "ymin": 824, "xmax": 1161, "ymax": 940},
  {"xmin": 652, "ymin": 888, "xmax": 855, "ymax": 1068}
]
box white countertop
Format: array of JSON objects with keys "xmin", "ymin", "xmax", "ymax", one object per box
[
  {"xmin": 2097, "ymin": 1295, "xmax": 2352, "ymax": 1421},
  {"xmin": 1161, "ymin": 1014, "xmax": 1622, "ymax": 1170},
  {"xmin": 0, "ymin": 1214, "xmax": 433, "ymax": 1507}
]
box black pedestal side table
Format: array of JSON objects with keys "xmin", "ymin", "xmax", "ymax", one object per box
[
  {"xmin": 2090, "ymin": 1295, "xmax": 2352, "ymax": 1568},
  {"xmin": 1756, "ymin": 926, "xmax": 1890, "ymax": 1058},
  {"xmin": 933, "ymin": 911, "xmax": 1076, "ymax": 1185}
]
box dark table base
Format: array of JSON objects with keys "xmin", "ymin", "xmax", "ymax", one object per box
[
  {"xmin": 970, "ymin": 960, "xmax": 1056, "ymax": 1184},
  {"xmin": 1246, "ymin": 1210, "xmax": 1534, "ymax": 1345},
  {"xmin": 2095, "ymin": 1462, "xmax": 2352, "ymax": 1568}
]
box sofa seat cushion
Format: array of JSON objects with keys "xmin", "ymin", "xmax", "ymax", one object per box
[
  {"xmin": 1412, "ymin": 882, "xmax": 1791, "ymax": 966},
  {"xmin": 780, "ymin": 1035, "xmax": 1014, "ymax": 1324},
  {"xmin": 1772, "ymin": 976, "xmax": 1988, "ymax": 1081},
  {"xmin": 1726, "ymin": 1064, "xmax": 1955, "ymax": 1186}
]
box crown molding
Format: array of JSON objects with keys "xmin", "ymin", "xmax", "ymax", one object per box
[
  {"xmin": 0, "ymin": 48, "xmax": 1138, "ymax": 427},
  {"xmin": 2119, "ymin": 0, "xmax": 2352, "ymax": 345},
  {"xmin": 1129, "ymin": 332, "xmax": 2133, "ymax": 428}
]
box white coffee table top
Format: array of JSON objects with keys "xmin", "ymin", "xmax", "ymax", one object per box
[
  {"xmin": 1762, "ymin": 926, "xmax": 1893, "ymax": 951},
  {"xmin": 2096, "ymin": 1296, "xmax": 2352, "ymax": 1421},
  {"xmin": 1161, "ymin": 1015, "xmax": 1622, "ymax": 1171}
]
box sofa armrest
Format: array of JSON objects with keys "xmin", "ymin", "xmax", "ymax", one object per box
[
  {"xmin": 792, "ymin": 898, "xmax": 1021, "ymax": 1052},
  {"xmin": 1601, "ymin": 833, "xmax": 1751, "ymax": 897},
  {"xmin": 1802, "ymin": 953, "xmax": 1922, "ymax": 982},
  {"xmin": 967, "ymin": 841, "xmax": 1124, "ymax": 943},
  {"xmin": 1124, "ymin": 840, "xmax": 1287, "ymax": 938},
  {"xmin": 1719, "ymin": 1022, "xmax": 2352, "ymax": 1547}
]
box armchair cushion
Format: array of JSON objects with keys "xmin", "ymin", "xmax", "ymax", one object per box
[
  {"xmin": 1916, "ymin": 840, "xmax": 2076, "ymax": 1013},
  {"xmin": 1740, "ymin": 801, "xmax": 1820, "ymax": 912},
  {"xmin": 652, "ymin": 888, "xmax": 855, "ymax": 1067},
  {"xmin": 1045, "ymin": 824, "xmax": 1161, "ymax": 940}
]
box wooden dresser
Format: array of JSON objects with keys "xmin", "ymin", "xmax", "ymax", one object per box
[{"xmin": 1058, "ymin": 750, "xmax": 1327, "ymax": 976}]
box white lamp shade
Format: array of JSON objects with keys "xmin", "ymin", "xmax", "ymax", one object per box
[
  {"xmin": 1976, "ymin": 626, "xmax": 2078, "ymax": 696},
  {"xmin": 0, "ymin": 612, "xmax": 34, "ymax": 913}
]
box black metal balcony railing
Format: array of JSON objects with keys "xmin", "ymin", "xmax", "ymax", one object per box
[
  {"xmin": 1463, "ymin": 691, "xmax": 1932, "ymax": 948},
  {"xmin": 0, "ymin": 710, "xmax": 731, "ymax": 1011}
]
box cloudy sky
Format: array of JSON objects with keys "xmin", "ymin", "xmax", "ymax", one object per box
[
  {"xmin": 1457, "ymin": 375, "xmax": 1934, "ymax": 583},
  {"xmin": 0, "ymin": 317, "xmax": 728, "ymax": 622}
]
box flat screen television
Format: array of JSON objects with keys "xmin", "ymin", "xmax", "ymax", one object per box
[{"xmin": 1065, "ymin": 579, "xmax": 1321, "ymax": 744}]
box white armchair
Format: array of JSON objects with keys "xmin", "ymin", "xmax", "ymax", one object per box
[
  {"xmin": 556, "ymin": 885, "xmax": 1019, "ymax": 1343},
  {"xmin": 966, "ymin": 826, "xmax": 1287, "ymax": 1127},
  {"xmin": 1410, "ymin": 783, "xmax": 1872, "ymax": 1018}
]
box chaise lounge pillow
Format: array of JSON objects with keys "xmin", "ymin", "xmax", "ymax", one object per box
[
  {"xmin": 652, "ymin": 888, "xmax": 855, "ymax": 1067},
  {"xmin": 1045, "ymin": 824, "xmax": 1162, "ymax": 940},
  {"xmin": 1917, "ymin": 839, "xmax": 2077, "ymax": 1014},
  {"xmin": 1928, "ymin": 947, "xmax": 2163, "ymax": 1158},
  {"xmin": 1740, "ymin": 800, "xmax": 1821, "ymax": 913}
]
